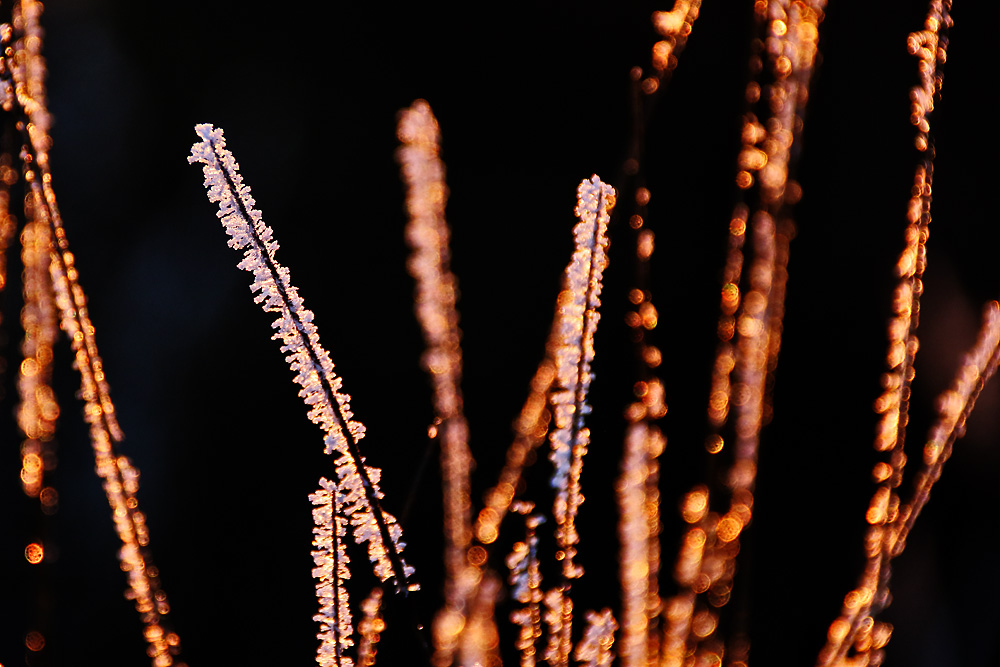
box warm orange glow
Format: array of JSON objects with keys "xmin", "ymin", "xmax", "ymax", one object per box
[
  {"xmin": 25, "ymin": 542, "xmax": 44, "ymax": 564},
  {"xmin": 681, "ymin": 487, "xmax": 709, "ymax": 524},
  {"xmin": 25, "ymin": 631, "xmax": 45, "ymax": 652}
]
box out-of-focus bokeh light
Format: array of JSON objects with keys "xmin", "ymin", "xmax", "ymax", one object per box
[{"xmin": 25, "ymin": 542, "xmax": 44, "ymax": 564}]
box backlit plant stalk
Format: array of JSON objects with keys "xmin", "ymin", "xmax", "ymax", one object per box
[
  {"xmin": 817, "ymin": 3, "xmax": 952, "ymax": 665},
  {"xmin": 396, "ymin": 100, "xmax": 477, "ymax": 666},
  {"xmin": 189, "ymin": 124, "xmax": 417, "ymax": 666},
  {"xmin": 545, "ymin": 175, "xmax": 616, "ymax": 667},
  {"xmin": 2, "ymin": 2, "xmax": 181, "ymax": 663}
]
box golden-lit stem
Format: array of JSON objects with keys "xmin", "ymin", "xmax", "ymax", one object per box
[
  {"xmin": 543, "ymin": 586, "xmax": 572, "ymax": 667},
  {"xmin": 819, "ymin": 299, "xmax": 994, "ymax": 667},
  {"xmin": 895, "ymin": 301, "xmax": 1000, "ymax": 556},
  {"xmin": 641, "ymin": 1, "xmax": 702, "ymax": 96},
  {"xmin": 618, "ymin": 423, "xmax": 665, "ymax": 667},
  {"xmin": 667, "ymin": 4, "xmax": 825, "ymax": 663},
  {"xmin": 542, "ymin": 176, "xmax": 615, "ymax": 667},
  {"xmin": 707, "ymin": 206, "xmax": 748, "ymax": 433},
  {"xmin": 817, "ymin": 5, "xmax": 951, "ymax": 666},
  {"xmin": 0, "ymin": 156, "xmax": 15, "ymax": 290},
  {"xmin": 397, "ymin": 100, "xmax": 476, "ymax": 666},
  {"xmin": 18, "ymin": 191, "xmax": 59, "ymax": 504},
  {"xmin": 508, "ymin": 504, "xmax": 544, "ymax": 667},
  {"xmin": 310, "ymin": 479, "xmax": 355, "ymax": 667},
  {"xmin": 550, "ymin": 175, "xmax": 616, "ymax": 582},
  {"xmin": 39, "ymin": 179, "xmax": 177, "ymax": 667},
  {"xmin": 9, "ymin": 3, "xmax": 179, "ymax": 664},
  {"xmin": 457, "ymin": 573, "xmax": 502, "ymax": 667},
  {"xmin": 475, "ymin": 358, "xmax": 556, "ymax": 546},
  {"xmin": 189, "ymin": 125, "xmax": 415, "ymax": 595},
  {"xmin": 356, "ymin": 588, "xmax": 385, "ymax": 667},
  {"xmin": 573, "ymin": 608, "xmax": 618, "ymax": 667}
]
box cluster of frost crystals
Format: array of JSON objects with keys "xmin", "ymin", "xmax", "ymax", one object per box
[
  {"xmin": 188, "ymin": 124, "xmax": 363, "ymax": 456},
  {"xmin": 189, "ymin": 124, "xmax": 415, "ymax": 596},
  {"xmin": 335, "ymin": 456, "xmax": 414, "ymax": 585},
  {"xmin": 310, "ymin": 478, "xmax": 355, "ymax": 667},
  {"xmin": 573, "ymin": 609, "xmax": 618, "ymax": 667},
  {"xmin": 548, "ymin": 175, "xmax": 615, "ymax": 580}
]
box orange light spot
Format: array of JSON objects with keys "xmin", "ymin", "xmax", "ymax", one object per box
[
  {"xmin": 25, "ymin": 631, "xmax": 45, "ymax": 651},
  {"xmin": 716, "ymin": 515, "xmax": 742, "ymax": 542},
  {"xmin": 25, "ymin": 543, "xmax": 44, "ymax": 564},
  {"xmin": 682, "ymin": 487, "xmax": 710, "ymax": 523}
]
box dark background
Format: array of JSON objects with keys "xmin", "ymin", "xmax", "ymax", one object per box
[{"xmin": 2, "ymin": 2, "xmax": 1000, "ymax": 666}]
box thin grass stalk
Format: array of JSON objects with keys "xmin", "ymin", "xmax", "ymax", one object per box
[
  {"xmin": 188, "ymin": 125, "xmax": 414, "ymax": 597},
  {"xmin": 5, "ymin": 4, "xmax": 181, "ymax": 662},
  {"xmin": 545, "ymin": 175, "xmax": 616, "ymax": 667},
  {"xmin": 311, "ymin": 478, "xmax": 355, "ymax": 667},
  {"xmin": 816, "ymin": 5, "xmax": 952, "ymax": 665},
  {"xmin": 475, "ymin": 357, "xmax": 556, "ymax": 547},
  {"xmin": 618, "ymin": 422, "xmax": 665, "ymax": 667},
  {"xmin": 17, "ymin": 193, "xmax": 59, "ymax": 503},
  {"xmin": 508, "ymin": 504, "xmax": 544, "ymax": 667},
  {"xmin": 661, "ymin": 5, "xmax": 825, "ymax": 664},
  {"xmin": 396, "ymin": 100, "xmax": 478, "ymax": 666}
]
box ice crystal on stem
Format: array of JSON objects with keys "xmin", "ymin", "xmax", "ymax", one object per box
[
  {"xmin": 188, "ymin": 126, "xmax": 415, "ymax": 617},
  {"xmin": 311, "ymin": 478, "xmax": 355, "ymax": 667},
  {"xmin": 549, "ymin": 175, "xmax": 615, "ymax": 580},
  {"xmin": 507, "ymin": 504, "xmax": 544, "ymax": 667},
  {"xmin": 543, "ymin": 174, "xmax": 615, "ymax": 667}
]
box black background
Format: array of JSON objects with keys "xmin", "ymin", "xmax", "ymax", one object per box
[{"xmin": 2, "ymin": 2, "xmax": 1000, "ymax": 666}]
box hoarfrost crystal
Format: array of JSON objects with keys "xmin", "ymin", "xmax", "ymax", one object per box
[{"xmin": 189, "ymin": 124, "xmax": 417, "ymax": 665}]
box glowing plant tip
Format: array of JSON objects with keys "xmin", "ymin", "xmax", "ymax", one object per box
[
  {"xmin": 549, "ymin": 175, "xmax": 616, "ymax": 581},
  {"xmin": 311, "ymin": 478, "xmax": 355, "ymax": 667},
  {"xmin": 188, "ymin": 124, "xmax": 414, "ymax": 593}
]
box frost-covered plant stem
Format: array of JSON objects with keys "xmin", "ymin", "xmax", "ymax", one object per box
[{"xmin": 188, "ymin": 125, "xmax": 414, "ymax": 597}]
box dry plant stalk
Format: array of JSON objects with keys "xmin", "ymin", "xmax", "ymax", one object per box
[
  {"xmin": 10, "ymin": 1, "xmax": 996, "ymax": 665},
  {"xmin": 817, "ymin": 3, "xmax": 954, "ymax": 665},
  {"xmin": 660, "ymin": 4, "xmax": 825, "ymax": 665},
  {"xmin": 189, "ymin": 124, "xmax": 416, "ymax": 665},
  {"xmin": 1, "ymin": 2, "xmax": 182, "ymax": 664},
  {"xmin": 545, "ymin": 175, "xmax": 616, "ymax": 667},
  {"xmin": 396, "ymin": 99, "xmax": 478, "ymax": 666},
  {"xmin": 507, "ymin": 503, "xmax": 545, "ymax": 667}
]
